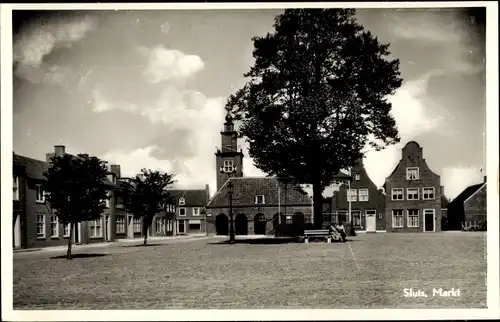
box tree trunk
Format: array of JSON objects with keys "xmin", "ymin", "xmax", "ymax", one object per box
[
  {"xmin": 67, "ymin": 222, "xmax": 74, "ymax": 260},
  {"xmin": 143, "ymin": 216, "xmax": 151, "ymax": 246},
  {"xmin": 312, "ymin": 182, "xmax": 324, "ymax": 230}
]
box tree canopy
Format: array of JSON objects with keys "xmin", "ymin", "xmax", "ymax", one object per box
[
  {"xmin": 120, "ymin": 169, "xmax": 176, "ymax": 245},
  {"xmin": 43, "ymin": 153, "xmax": 109, "ymax": 259},
  {"xmin": 227, "ymin": 9, "xmax": 403, "ymax": 228}
]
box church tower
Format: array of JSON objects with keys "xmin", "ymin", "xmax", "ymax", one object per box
[{"xmin": 215, "ymin": 107, "xmax": 244, "ymax": 191}]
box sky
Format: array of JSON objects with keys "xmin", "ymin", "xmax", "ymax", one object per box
[{"xmin": 11, "ymin": 7, "xmax": 486, "ymax": 200}]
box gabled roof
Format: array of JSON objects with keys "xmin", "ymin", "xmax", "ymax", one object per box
[
  {"xmin": 207, "ymin": 177, "xmax": 311, "ymax": 208},
  {"xmin": 13, "ymin": 152, "xmax": 115, "ymax": 186},
  {"xmin": 449, "ymin": 183, "xmax": 485, "ymax": 207},
  {"xmin": 168, "ymin": 189, "xmax": 207, "ymax": 207},
  {"xmin": 13, "ymin": 153, "xmax": 50, "ymax": 181}
]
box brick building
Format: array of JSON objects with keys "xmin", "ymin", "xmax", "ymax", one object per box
[
  {"xmin": 446, "ymin": 177, "xmax": 487, "ymax": 230},
  {"xmin": 13, "ymin": 146, "xmax": 120, "ymax": 249},
  {"xmin": 169, "ymin": 187, "xmax": 210, "ymax": 235},
  {"xmin": 384, "ymin": 141, "xmax": 443, "ymax": 232},
  {"xmin": 206, "ymin": 110, "xmax": 312, "ymax": 236},
  {"xmin": 206, "ymin": 177, "xmax": 313, "ymax": 236},
  {"xmin": 330, "ymin": 158, "xmax": 386, "ymax": 232}
]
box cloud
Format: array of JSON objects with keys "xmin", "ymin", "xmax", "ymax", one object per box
[
  {"xmin": 442, "ymin": 166, "xmax": 485, "ymax": 199},
  {"xmin": 13, "ymin": 15, "xmax": 97, "ymax": 69},
  {"xmin": 137, "ymin": 45, "xmax": 205, "ymax": 83}
]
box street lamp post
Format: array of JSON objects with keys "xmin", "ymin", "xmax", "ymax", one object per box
[{"xmin": 220, "ymin": 166, "xmax": 238, "ymax": 244}]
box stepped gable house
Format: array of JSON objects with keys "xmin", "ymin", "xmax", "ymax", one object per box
[
  {"xmin": 330, "ymin": 158, "xmax": 386, "ymax": 232},
  {"xmin": 384, "ymin": 141, "xmax": 443, "ymax": 232},
  {"xmin": 446, "ymin": 177, "xmax": 487, "ymax": 230},
  {"xmin": 206, "ymin": 110, "xmax": 312, "ymax": 236},
  {"xmin": 13, "ymin": 145, "xmax": 120, "ymax": 249}
]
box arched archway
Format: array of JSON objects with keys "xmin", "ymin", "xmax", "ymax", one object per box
[
  {"xmin": 235, "ymin": 213, "xmax": 248, "ymax": 235},
  {"xmin": 215, "ymin": 214, "xmax": 229, "ymax": 235},
  {"xmin": 254, "ymin": 213, "xmax": 266, "ymax": 235},
  {"xmin": 293, "ymin": 212, "xmax": 305, "ymax": 236}
]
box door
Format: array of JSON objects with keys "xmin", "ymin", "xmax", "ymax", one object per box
[
  {"xmin": 424, "ymin": 209, "xmax": 435, "ymax": 232},
  {"xmin": 178, "ymin": 220, "xmax": 185, "ymax": 234},
  {"xmin": 365, "ymin": 210, "xmax": 376, "ymax": 232},
  {"xmin": 127, "ymin": 215, "xmax": 134, "ymax": 238},
  {"xmin": 73, "ymin": 223, "xmax": 81, "ymax": 244},
  {"xmin": 13, "ymin": 213, "xmax": 21, "ymax": 248}
]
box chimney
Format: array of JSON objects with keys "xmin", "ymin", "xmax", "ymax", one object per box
[
  {"xmin": 46, "ymin": 153, "xmax": 54, "ymax": 163},
  {"xmin": 205, "ymin": 184, "xmax": 210, "ymax": 203},
  {"xmin": 483, "ymin": 176, "xmax": 487, "ymax": 183},
  {"xmin": 440, "ymin": 186, "xmax": 445, "ymax": 196},
  {"xmin": 110, "ymin": 164, "xmax": 121, "ymax": 178},
  {"xmin": 54, "ymin": 145, "xmax": 65, "ymax": 157}
]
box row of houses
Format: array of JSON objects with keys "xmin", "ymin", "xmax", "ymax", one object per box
[
  {"xmin": 12, "ymin": 112, "xmax": 487, "ymax": 249},
  {"xmin": 204, "ymin": 111, "xmax": 487, "ymax": 235},
  {"xmin": 12, "ymin": 146, "xmax": 210, "ymax": 249}
]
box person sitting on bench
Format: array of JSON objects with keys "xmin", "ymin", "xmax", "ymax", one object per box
[
  {"xmin": 335, "ymin": 222, "xmax": 347, "ymax": 242},
  {"xmin": 328, "ymin": 223, "xmax": 345, "ymax": 242}
]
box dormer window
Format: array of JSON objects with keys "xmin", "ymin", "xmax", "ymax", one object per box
[
  {"xmin": 255, "ymin": 195, "xmax": 265, "ymax": 204},
  {"xmin": 355, "ymin": 174, "xmax": 360, "ymax": 181},
  {"xmin": 223, "ymin": 160, "xmax": 234, "ymax": 173},
  {"xmin": 179, "ymin": 197, "xmax": 185, "ymax": 206},
  {"xmin": 406, "ymin": 167, "xmax": 419, "ymax": 180}
]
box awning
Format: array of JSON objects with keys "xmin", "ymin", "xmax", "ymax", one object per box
[{"xmin": 189, "ymin": 219, "xmax": 201, "ymax": 224}]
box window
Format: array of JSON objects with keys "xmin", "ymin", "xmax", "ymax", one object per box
[
  {"xmin": 179, "ymin": 208, "xmax": 186, "ymax": 216},
  {"xmin": 35, "ymin": 184, "xmax": 45, "ymax": 203},
  {"xmin": 358, "ymin": 188, "xmax": 369, "ymax": 202},
  {"xmin": 347, "ymin": 189, "xmax": 357, "ymax": 202},
  {"xmin": 90, "ymin": 218, "xmax": 103, "ymax": 237},
  {"xmin": 223, "ymin": 160, "xmax": 234, "ymax": 173},
  {"xmin": 406, "ymin": 167, "xmax": 419, "ymax": 180},
  {"xmin": 50, "ymin": 215, "xmax": 59, "ymax": 238},
  {"xmin": 13, "ymin": 176, "xmax": 19, "ymax": 200},
  {"xmin": 355, "ymin": 173, "xmax": 360, "ymax": 181},
  {"xmin": 116, "ymin": 216, "xmax": 125, "ymax": 234},
  {"xmin": 105, "ymin": 192, "xmax": 111, "ymax": 208},
  {"xmin": 255, "ymin": 195, "xmax": 265, "ymax": 204},
  {"xmin": 133, "ymin": 217, "xmax": 141, "ymax": 233},
  {"xmin": 407, "ymin": 188, "xmax": 419, "ymax": 200},
  {"xmin": 179, "ymin": 198, "xmax": 185, "ymax": 206},
  {"xmin": 189, "ymin": 219, "xmax": 201, "ymax": 230},
  {"xmin": 407, "ymin": 209, "xmax": 419, "ymax": 227},
  {"xmin": 392, "ymin": 210, "xmax": 404, "ymax": 228},
  {"xmin": 36, "ymin": 215, "xmax": 45, "ymax": 238},
  {"xmin": 352, "ymin": 210, "xmax": 361, "ymax": 227},
  {"xmin": 285, "ymin": 215, "xmax": 293, "ymax": 224},
  {"xmin": 336, "ymin": 211, "xmax": 348, "ymax": 224},
  {"xmin": 155, "ymin": 217, "xmax": 164, "ymax": 233},
  {"xmin": 391, "ymin": 188, "xmax": 404, "ymax": 200},
  {"xmin": 63, "ymin": 223, "xmax": 70, "ymax": 237},
  {"xmin": 422, "ymin": 187, "xmax": 435, "ymax": 200},
  {"xmin": 193, "ymin": 208, "xmax": 200, "ymax": 216}
]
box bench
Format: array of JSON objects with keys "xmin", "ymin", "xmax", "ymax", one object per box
[{"xmin": 304, "ymin": 229, "xmax": 331, "ymax": 243}]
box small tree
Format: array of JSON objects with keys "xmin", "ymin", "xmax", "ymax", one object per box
[
  {"xmin": 227, "ymin": 9, "xmax": 403, "ymax": 228},
  {"xmin": 120, "ymin": 169, "xmax": 176, "ymax": 245},
  {"xmin": 44, "ymin": 153, "xmax": 109, "ymax": 259}
]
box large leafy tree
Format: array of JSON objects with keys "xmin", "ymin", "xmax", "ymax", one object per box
[
  {"xmin": 120, "ymin": 169, "xmax": 176, "ymax": 245},
  {"xmin": 44, "ymin": 154, "xmax": 109, "ymax": 259},
  {"xmin": 227, "ymin": 9, "xmax": 403, "ymax": 229}
]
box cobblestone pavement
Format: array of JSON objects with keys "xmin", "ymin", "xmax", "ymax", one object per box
[{"xmin": 13, "ymin": 233, "xmax": 487, "ymax": 309}]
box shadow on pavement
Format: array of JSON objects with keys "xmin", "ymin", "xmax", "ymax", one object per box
[
  {"xmin": 51, "ymin": 253, "xmax": 107, "ymax": 259},
  {"xmin": 207, "ymin": 237, "xmax": 360, "ymax": 245},
  {"xmin": 207, "ymin": 237, "xmax": 301, "ymax": 245},
  {"xmin": 123, "ymin": 243, "xmax": 167, "ymax": 248}
]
